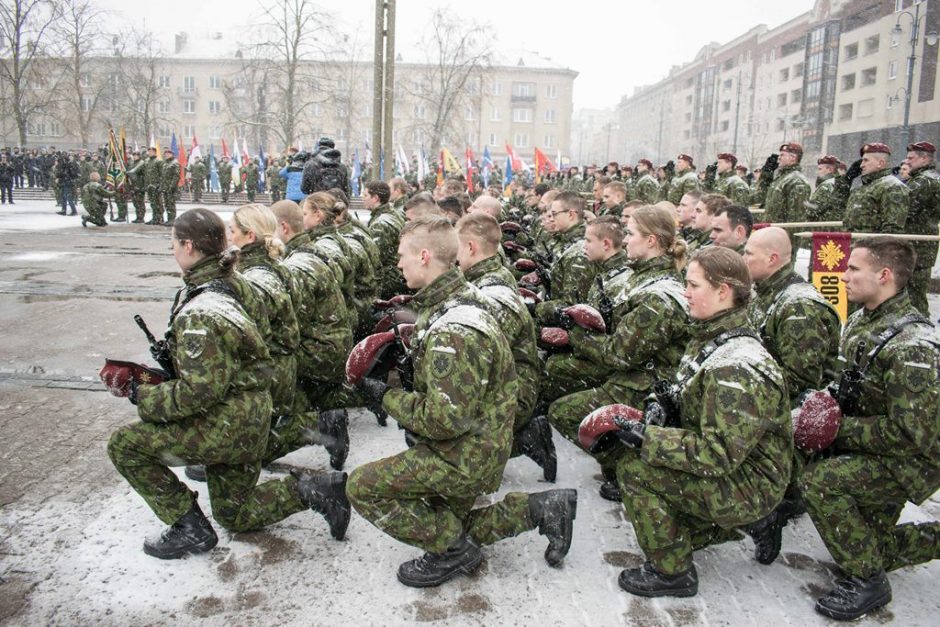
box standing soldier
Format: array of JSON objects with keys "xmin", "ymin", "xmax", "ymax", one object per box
[
  {"xmin": 805, "ymin": 155, "xmax": 846, "ymax": 222},
  {"xmin": 634, "ymin": 159, "xmax": 660, "ymax": 204},
  {"xmin": 348, "ymin": 216, "xmax": 578, "ymax": 588},
  {"xmin": 901, "ymin": 141, "xmax": 940, "ymax": 316},
  {"xmin": 79, "ymin": 172, "xmax": 115, "ymax": 227},
  {"xmin": 799, "ymin": 238, "xmax": 939, "ymax": 621},
  {"xmin": 126, "ymin": 151, "xmax": 147, "ymax": 223},
  {"xmin": 364, "ymin": 180, "xmax": 408, "ymax": 299},
  {"xmin": 143, "ymin": 147, "xmax": 164, "ymax": 225},
  {"xmin": 710, "ymin": 153, "xmax": 750, "ymax": 206},
  {"xmin": 667, "ymin": 154, "xmax": 700, "ymax": 205},
  {"xmin": 189, "ymin": 156, "xmax": 207, "ymax": 203},
  {"xmin": 842, "ymin": 143, "xmax": 909, "ymax": 236},
  {"xmin": 751, "ymin": 143, "xmax": 811, "ymax": 224},
  {"xmin": 244, "ymin": 160, "xmax": 260, "ymax": 203},
  {"xmin": 217, "ymin": 155, "xmax": 232, "ymax": 204},
  {"xmin": 266, "ymin": 158, "xmax": 283, "ymax": 202},
  {"xmin": 161, "ymin": 148, "xmax": 180, "ymax": 225}
]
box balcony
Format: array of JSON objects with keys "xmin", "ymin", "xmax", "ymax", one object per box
[
  {"xmin": 177, "ymin": 87, "xmax": 199, "ymax": 98},
  {"xmin": 511, "ymin": 94, "xmax": 536, "ymax": 104}
]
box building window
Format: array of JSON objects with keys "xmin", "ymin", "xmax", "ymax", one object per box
[
  {"xmin": 838, "ymin": 103, "xmax": 853, "ymax": 120},
  {"xmin": 159, "ymin": 75, "xmax": 170, "ymax": 88},
  {"xmin": 546, "ymin": 84, "xmax": 557, "ymax": 98},
  {"xmin": 780, "ymin": 68, "xmax": 790, "ymax": 81},
  {"xmin": 844, "ymin": 42, "xmax": 858, "ymax": 60},
  {"xmin": 183, "ymin": 100, "xmax": 195, "ymax": 114},
  {"xmin": 511, "ymin": 82, "xmax": 534, "ymax": 97},
  {"xmin": 313, "ymin": 103, "xmax": 322, "ymax": 117},
  {"xmin": 209, "ymin": 125, "xmax": 222, "ymax": 139},
  {"xmin": 777, "ymin": 93, "xmax": 788, "ymax": 107},
  {"xmin": 791, "ymin": 88, "xmax": 802, "ymax": 103},
  {"xmin": 864, "ymin": 35, "xmax": 880, "ymax": 55},
  {"xmin": 544, "ymin": 109, "xmax": 556, "ymax": 123},
  {"xmin": 488, "ymin": 133, "xmax": 497, "ymax": 146},
  {"xmin": 685, "ymin": 94, "xmax": 693, "ymax": 104},
  {"xmin": 183, "ymin": 125, "xmax": 195, "ymax": 138},
  {"xmin": 544, "ymin": 135, "xmax": 554, "ymax": 148},
  {"xmin": 158, "ymin": 125, "xmax": 171, "ymax": 138},
  {"xmin": 491, "ymin": 81, "xmax": 502, "ymax": 96},
  {"xmin": 857, "ymin": 98, "xmax": 874, "ymax": 118},
  {"xmin": 777, "ymin": 119, "xmax": 786, "ymax": 131},
  {"xmin": 861, "ymin": 67, "xmax": 877, "ymax": 86},
  {"xmin": 806, "ymin": 80, "xmax": 821, "ymax": 98},
  {"xmin": 465, "ymin": 106, "xmax": 474, "ymax": 121},
  {"xmin": 208, "ymin": 76, "xmax": 221, "ymax": 89},
  {"xmin": 794, "ymin": 63, "xmax": 804, "ymax": 77},
  {"xmin": 81, "ymin": 96, "xmax": 92, "ymax": 112},
  {"xmin": 685, "ymin": 112, "xmax": 692, "ymax": 122},
  {"xmin": 723, "ymin": 78, "xmax": 733, "ymax": 89},
  {"xmin": 209, "ymin": 101, "xmax": 220, "ymax": 114},
  {"xmin": 512, "ymin": 108, "xmax": 532, "ymax": 123},
  {"xmin": 158, "ymin": 101, "xmax": 169, "ymax": 114},
  {"xmin": 888, "ymin": 60, "xmax": 898, "ymax": 80},
  {"xmin": 50, "ymin": 121, "xmax": 61, "ymax": 136},
  {"xmin": 413, "ymin": 104, "xmax": 425, "ymax": 119},
  {"xmin": 79, "ymin": 73, "xmax": 91, "ymax": 87},
  {"xmin": 720, "ymin": 120, "xmax": 730, "ymax": 131},
  {"xmin": 491, "ymin": 107, "xmax": 501, "ymax": 121},
  {"xmin": 183, "ymin": 76, "xmax": 195, "ymax": 92},
  {"xmin": 842, "ymin": 73, "xmax": 856, "ymax": 90},
  {"xmin": 514, "ymin": 133, "xmax": 528, "ymax": 148},
  {"xmin": 722, "ymin": 100, "xmax": 731, "ymax": 112}
]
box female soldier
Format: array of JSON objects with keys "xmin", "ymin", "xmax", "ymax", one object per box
[
  {"xmin": 329, "ymin": 188, "xmax": 381, "ymax": 341},
  {"xmin": 302, "ymin": 192, "xmax": 357, "ymax": 332},
  {"xmin": 588, "ymin": 246, "xmax": 791, "ymax": 597},
  {"xmin": 107, "ymin": 208, "xmax": 349, "ymax": 560}
]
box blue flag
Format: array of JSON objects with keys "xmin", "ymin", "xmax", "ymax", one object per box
[
  {"xmin": 258, "ymin": 144, "xmax": 266, "ymax": 189},
  {"xmin": 482, "ymin": 146, "xmax": 494, "ymax": 188},
  {"xmin": 170, "ymin": 133, "xmax": 179, "ymax": 159},
  {"xmin": 503, "ymin": 154, "xmax": 513, "ymax": 191},
  {"xmin": 209, "ymin": 145, "xmax": 219, "ymax": 193},
  {"xmin": 352, "ymin": 149, "xmax": 361, "ymax": 197}
]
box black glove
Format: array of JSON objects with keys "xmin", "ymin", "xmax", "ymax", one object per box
[
  {"xmin": 556, "ymin": 309, "xmax": 574, "ymax": 330},
  {"xmin": 357, "ymin": 377, "xmax": 389, "ymax": 413},
  {"xmin": 614, "ymin": 416, "xmax": 645, "ymax": 449},
  {"xmin": 891, "ymin": 165, "xmax": 901, "ymax": 176},
  {"xmin": 128, "ymin": 380, "xmax": 140, "ymax": 406},
  {"xmin": 845, "ymin": 159, "xmax": 863, "ymax": 181},
  {"xmin": 761, "ymin": 154, "xmax": 779, "ymax": 175},
  {"xmin": 664, "ymin": 160, "xmax": 675, "ymax": 178},
  {"xmin": 705, "ymin": 163, "xmax": 717, "ymax": 177}
]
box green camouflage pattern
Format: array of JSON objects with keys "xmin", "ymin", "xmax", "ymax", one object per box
[
  {"xmin": 748, "ymin": 267, "xmax": 841, "ymax": 406},
  {"xmin": 243, "ymin": 162, "xmax": 260, "ymax": 202},
  {"xmin": 347, "ymin": 268, "xmax": 524, "ymax": 553},
  {"xmin": 217, "ymin": 161, "xmax": 232, "ymax": 202},
  {"xmin": 160, "ymin": 158, "xmax": 180, "ymax": 221},
  {"xmin": 713, "ymin": 172, "xmax": 751, "ymax": 206},
  {"xmin": 80, "ymin": 181, "xmax": 114, "ymax": 226},
  {"xmin": 620, "ymin": 307, "xmax": 792, "ymax": 575},
  {"xmin": 126, "ymin": 156, "xmax": 147, "ymax": 221},
  {"xmin": 189, "ymin": 160, "xmax": 207, "ymax": 202},
  {"xmin": 306, "ymin": 223, "xmax": 358, "ymax": 332},
  {"xmin": 338, "ymin": 218, "xmax": 381, "ymax": 339},
  {"xmin": 905, "ymin": 164, "xmax": 940, "ymax": 316},
  {"xmin": 534, "ymin": 222, "xmax": 597, "ymax": 324},
  {"xmin": 368, "ymin": 203, "xmax": 408, "ymax": 299},
  {"xmin": 842, "ymin": 168, "xmax": 909, "ymax": 234},
  {"xmin": 804, "ymin": 174, "xmax": 846, "ymax": 222},
  {"xmin": 634, "ymin": 173, "xmax": 660, "ymax": 204},
  {"xmin": 667, "ymin": 170, "xmax": 700, "ymax": 205},
  {"xmin": 802, "ymin": 291, "xmax": 940, "ymax": 577},
  {"xmin": 752, "ymin": 164, "xmax": 811, "ymax": 223},
  {"xmin": 143, "ymin": 155, "xmax": 164, "ymax": 220}
]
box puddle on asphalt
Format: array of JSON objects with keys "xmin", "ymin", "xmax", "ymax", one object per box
[{"xmin": 8, "ymin": 252, "xmax": 75, "ymax": 262}]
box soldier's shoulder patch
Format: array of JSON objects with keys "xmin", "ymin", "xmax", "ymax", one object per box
[
  {"xmin": 899, "ymin": 360, "xmax": 933, "ymax": 394},
  {"xmin": 429, "ymin": 345, "xmax": 457, "ymax": 380},
  {"xmin": 182, "ymin": 328, "xmax": 207, "ymax": 360}
]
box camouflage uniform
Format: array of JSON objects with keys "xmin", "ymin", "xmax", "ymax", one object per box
[
  {"xmin": 265, "ymin": 232, "xmax": 352, "ymax": 463},
  {"xmin": 539, "ymin": 251, "xmax": 633, "ymax": 409},
  {"xmin": 217, "ymin": 160, "xmax": 232, "ymax": 203},
  {"xmin": 752, "ymin": 164, "xmax": 811, "ymax": 223},
  {"xmin": 842, "ymin": 168, "xmax": 909, "ymax": 235},
  {"xmin": 108, "ymin": 256, "xmax": 315, "ymax": 533},
  {"xmin": 237, "ymin": 242, "xmax": 300, "ymax": 417},
  {"xmin": 713, "ymin": 172, "xmax": 751, "ymax": 206},
  {"xmin": 368, "ymin": 203, "xmax": 408, "ymax": 299},
  {"xmin": 533, "ymin": 222, "xmax": 597, "ymax": 325},
  {"xmin": 680, "ymin": 227, "xmax": 711, "ymax": 256},
  {"xmin": 667, "ymin": 170, "xmax": 700, "ymax": 205},
  {"xmin": 143, "ymin": 155, "xmax": 164, "ymax": 222},
  {"xmin": 306, "ymin": 223, "xmax": 358, "ymax": 332},
  {"xmin": 634, "ymin": 173, "xmax": 660, "ymax": 204},
  {"xmin": 618, "ymin": 306, "xmax": 792, "ymax": 575},
  {"xmin": 80, "ymin": 180, "xmax": 115, "ymax": 226},
  {"xmin": 463, "ymin": 254, "xmax": 540, "ymax": 428},
  {"xmin": 802, "ymin": 291, "xmax": 940, "ymax": 578},
  {"xmin": 904, "ymin": 164, "xmax": 940, "ymax": 316},
  {"xmin": 243, "ymin": 162, "xmax": 260, "ymax": 202},
  {"xmin": 348, "ymin": 269, "xmax": 541, "ymax": 553},
  {"xmin": 189, "ymin": 160, "xmax": 207, "ymax": 202},
  {"xmin": 804, "ymin": 174, "xmax": 846, "ymax": 222},
  {"xmin": 549, "ymin": 256, "xmax": 688, "ymax": 475},
  {"xmin": 338, "ymin": 218, "xmax": 381, "ymax": 340},
  {"xmin": 266, "ymin": 163, "xmax": 283, "ymax": 202},
  {"xmin": 601, "ymin": 200, "xmax": 626, "ymax": 219},
  {"xmin": 160, "ymin": 158, "xmax": 180, "ymax": 223}
]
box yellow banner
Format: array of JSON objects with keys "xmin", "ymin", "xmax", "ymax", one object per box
[{"xmin": 811, "ymin": 232, "xmax": 851, "ymax": 322}]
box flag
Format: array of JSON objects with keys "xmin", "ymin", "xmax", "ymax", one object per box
[
  {"xmin": 209, "ymin": 145, "xmax": 219, "ymax": 193},
  {"xmin": 394, "ymin": 147, "xmax": 404, "ymax": 177},
  {"xmin": 364, "ymin": 140, "xmax": 373, "ymax": 166},
  {"xmin": 119, "ymin": 127, "xmax": 127, "ymax": 163},
  {"xmin": 533, "ymin": 147, "xmax": 557, "ymax": 184},
  {"xmin": 258, "ymin": 144, "xmax": 267, "ymax": 188},
  {"xmin": 811, "ymin": 232, "xmax": 851, "ymax": 322},
  {"xmin": 352, "ymin": 149, "xmax": 362, "ymax": 197},
  {"xmin": 105, "ymin": 128, "xmax": 127, "ymax": 191},
  {"xmin": 190, "ymin": 134, "xmax": 202, "ymax": 161},
  {"xmin": 149, "ymin": 132, "xmax": 156, "ymax": 149},
  {"xmin": 241, "ymin": 140, "xmax": 250, "ymax": 168},
  {"xmin": 503, "ymin": 154, "xmax": 513, "ymax": 196},
  {"xmin": 481, "ymin": 146, "xmax": 494, "ymax": 188},
  {"xmin": 397, "ymin": 145, "xmax": 410, "ymax": 174},
  {"xmin": 436, "ymin": 150, "xmax": 444, "ymax": 186},
  {"xmin": 505, "ymin": 143, "xmax": 521, "ymax": 171},
  {"xmin": 221, "ymin": 137, "xmax": 230, "ymax": 159},
  {"xmin": 177, "ymin": 140, "xmax": 187, "ymax": 187},
  {"xmin": 416, "ymin": 147, "xmax": 429, "ymax": 182},
  {"xmin": 556, "ymin": 149, "xmax": 563, "ymax": 171},
  {"xmin": 441, "ymin": 147, "xmax": 462, "ymax": 174},
  {"xmin": 170, "ymin": 132, "xmax": 179, "ymax": 159},
  {"xmin": 465, "ymin": 147, "xmax": 475, "ymax": 194}
]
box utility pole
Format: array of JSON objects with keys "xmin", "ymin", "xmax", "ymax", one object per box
[
  {"xmin": 732, "ymin": 69, "xmax": 742, "ymax": 154},
  {"xmin": 372, "ymin": 0, "xmax": 395, "ymax": 180}
]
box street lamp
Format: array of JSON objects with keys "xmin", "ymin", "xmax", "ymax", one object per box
[{"xmin": 891, "ymin": 2, "xmax": 939, "ymax": 151}]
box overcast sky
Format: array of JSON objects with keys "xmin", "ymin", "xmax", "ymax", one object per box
[{"xmin": 96, "ymin": 0, "xmax": 818, "ymax": 110}]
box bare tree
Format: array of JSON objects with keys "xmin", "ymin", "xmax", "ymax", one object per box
[
  {"xmin": 326, "ymin": 30, "xmax": 371, "ymax": 158},
  {"xmin": 0, "ymin": 0, "xmax": 62, "ymax": 146},
  {"xmin": 112, "ymin": 29, "xmax": 170, "ymax": 144},
  {"xmin": 405, "ymin": 8, "xmax": 490, "ymax": 153}
]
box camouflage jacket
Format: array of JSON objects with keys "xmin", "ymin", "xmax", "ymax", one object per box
[
  {"xmin": 680, "ymin": 226, "xmax": 711, "ymax": 256},
  {"xmin": 713, "ymin": 172, "xmax": 751, "ymax": 206},
  {"xmin": 842, "ymin": 168, "xmax": 909, "ymax": 234},
  {"xmin": 748, "ymin": 267, "xmax": 841, "ymax": 406},
  {"xmin": 566, "ymin": 250, "xmax": 633, "ymax": 365},
  {"xmin": 534, "ymin": 221, "xmax": 596, "ymax": 323},
  {"xmin": 905, "ymin": 163, "xmax": 940, "ymax": 236},
  {"xmin": 600, "ymin": 200, "xmax": 626, "ymax": 218},
  {"xmin": 283, "ymin": 232, "xmax": 353, "ymax": 383},
  {"xmin": 80, "ymin": 181, "xmax": 114, "ymax": 211},
  {"xmin": 368, "ymin": 203, "xmax": 408, "ymax": 299},
  {"xmin": 160, "ymin": 159, "xmax": 180, "ymax": 194},
  {"xmin": 126, "ymin": 158, "xmax": 146, "ymax": 189},
  {"xmin": 189, "ymin": 161, "xmax": 207, "ymax": 182},
  {"xmin": 217, "ymin": 162, "xmax": 233, "ymax": 183},
  {"xmin": 382, "ymin": 268, "xmax": 517, "ymax": 490},
  {"xmin": 643, "ymin": 307, "xmax": 791, "ymax": 514},
  {"xmin": 805, "ymin": 174, "xmax": 845, "ymax": 221},
  {"xmin": 634, "ymin": 173, "xmax": 660, "ymax": 204},
  {"xmin": 265, "ymin": 165, "xmax": 282, "ymax": 190},
  {"xmin": 463, "ymin": 255, "xmax": 540, "ymax": 422},
  {"xmin": 136, "ymin": 256, "xmax": 274, "ymax": 461},
  {"xmin": 754, "ymin": 164, "xmax": 811, "ymax": 223},
  {"xmin": 575, "ymin": 255, "xmax": 689, "ymax": 391},
  {"xmin": 668, "ymin": 170, "xmax": 701, "ymax": 205},
  {"xmin": 306, "ymin": 223, "xmax": 356, "ymax": 326},
  {"xmin": 835, "ymin": 291, "xmax": 940, "ymax": 502},
  {"xmin": 143, "ymin": 156, "xmax": 163, "ymax": 189},
  {"xmin": 338, "ymin": 219, "xmax": 380, "ymax": 315},
  {"xmin": 243, "ymin": 162, "xmax": 260, "ymax": 186}
]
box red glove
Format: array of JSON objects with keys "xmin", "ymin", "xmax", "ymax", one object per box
[{"xmin": 793, "ymin": 390, "xmax": 842, "ymax": 453}]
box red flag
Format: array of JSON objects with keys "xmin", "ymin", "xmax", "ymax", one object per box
[
  {"xmin": 221, "ymin": 137, "xmax": 230, "ymax": 159},
  {"xmin": 177, "ymin": 140, "xmax": 187, "ymax": 188},
  {"xmin": 465, "ymin": 147, "xmax": 475, "ymax": 194},
  {"xmin": 505, "ymin": 143, "xmax": 521, "ymax": 171}
]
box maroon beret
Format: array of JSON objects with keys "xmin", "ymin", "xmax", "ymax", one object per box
[
  {"xmin": 677, "ymin": 153, "xmax": 694, "ymax": 165},
  {"xmin": 817, "ymin": 155, "xmax": 840, "ymax": 166},
  {"xmin": 716, "ymin": 153, "xmax": 737, "ymax": 165},
  {"xmin": 779, "ymin": 142, "xmax": 803, "ymax": 157},
  {"xmin": 860, "ymin": 142, "xmax": 891, "ymax": 156},
  {"xmin": 907, "ymin": 141, "xmax": 936, "ymax": 154},
  {"xmin": 637, "ymin": 159, "xmax": 653, "ymax": 169}
]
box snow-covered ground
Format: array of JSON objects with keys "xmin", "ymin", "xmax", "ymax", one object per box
[{"xmin": 0, "ymin": 198, "xmax": 938, "ymax": 625}]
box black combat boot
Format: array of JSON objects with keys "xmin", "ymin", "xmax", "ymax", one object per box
[
  {"xmin": 374, "ymin": 406, "xmax": 388, "ymax": 427},
  {"xmin": 295, "ymin": 470, "xmax": 351, "ymax": 541},
  {"xmin": 184, "ymin": 465, "xmax": 207, "ymax": 482},
  {"xmin": 745, "ymin": 509, "xmax": 786, "ymax": 565},
  {"xmin": 599, "ymin": 466, "xmax": 622, "ymax": 502},
  {"xmin": 815, "ymin": 571, "xmax": 891, "ymax": 621},
  {"xmin": 80, "ymin": 216, "xmax": 87, "ymax": 228},
  {"xmin": 515, "ymin": 415, "xmax": 558, "ymax": 482},
  {"xmin": 528, "ymin": 489, "xmax": 577, "ymax": 566},
  {"xmin": 131, "ymin": 218, "xmax": 144, "ymax": 223},
  {"xmin": 142, "ymin": 498, "xmax": 218, "ymax": 559},
  {"xmin": 618, "ymin": 561, "xmax": 699, "ymax": 598},
  {"xmin": 396, "ymin": 536, "xmax": 483, "ymax": 588},
  {"xmin": 318, "ymin": 408, "xmax": 349, "ymax": 470},
  {"xmin": 55, "ymin": 210, "xmax": 66, "ymax": 215}
]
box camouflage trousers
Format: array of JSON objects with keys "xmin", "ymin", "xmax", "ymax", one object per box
[
  {"xmin": 147, "ymin": 187, "xmax": 164, "ymax": 222},
  {"xmin": 263, "ymin": 374, "xmax": 345, "ymax": 465},
  {"xmin": 617, "ymin": 450, "xmax": 781, "ymax": 575},
  {"xmin": 107, "ymin": 419, "xmax": 308, "ymax": 533},
  {"xmin": 538, "ymin": 353, "xmax": 611, "ymax": 414},
  {"xmin": 162, "ymin": 191, "xmax": 178, "ymax": 221},
  {"xmin": 802, "ymin": 453, "xmax": 940, "ymax": 577},
  {"xmin": 270, "ymin": 353, "xmax": 298, "ymax": 419},
  {"xmin": 192, "ymin": 180, "xmax": 203, "ymax": 202},
  {"xmin": 547, "ymin": 382, "xmax": 646, "ymax": 476},
  {"xmin": 347, "ymin": 446, "xmax": 533, "ymax": 554},
  {"xmin": 114, "ymin": 195, "xmax": 127, "ymax": 221},
  {"xmin": 82, "ymin": 201, "xmax": 108, "ymax": 227},
  {"xmin": 219, "ymin": 181, "xmax": 230, "ymax": 203},
  {"xmin": 909, "ymin": 241, "xmax": 938, "ymax": 317},
  {"xmin": 132, "ymin": 192, "xmax": 146, "ymax": 221}
]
